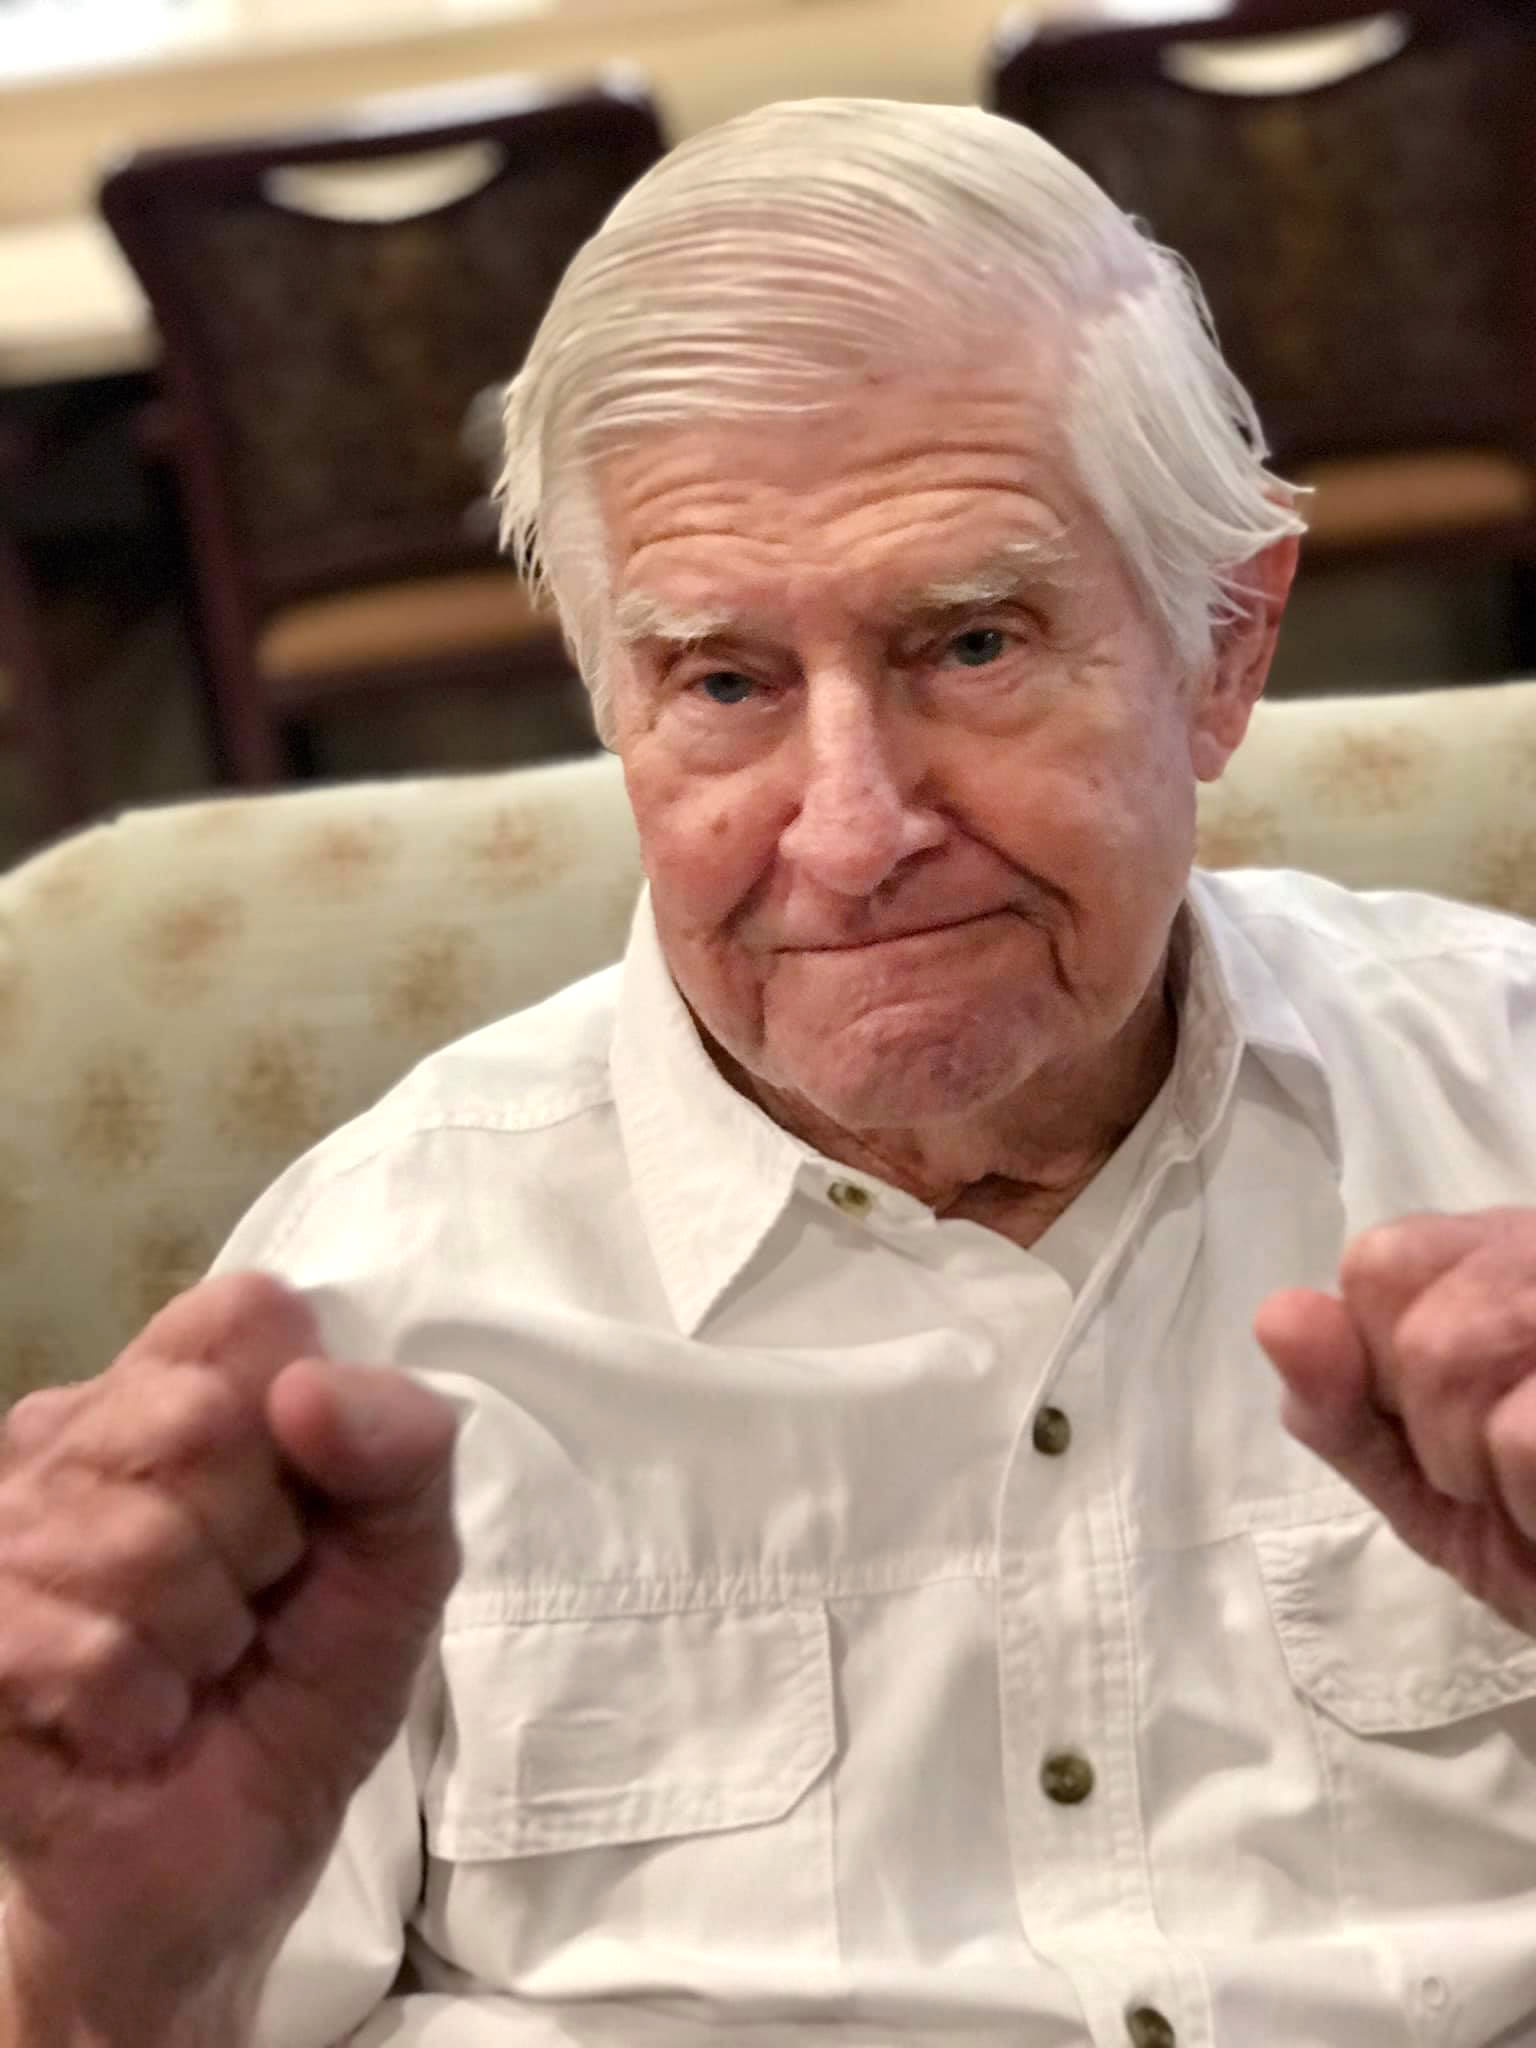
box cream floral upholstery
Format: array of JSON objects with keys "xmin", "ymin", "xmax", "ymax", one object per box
[
  {"xmin": 2, "ymin": 678, "xmax": 1534, "ymax": 1403},
  {"xmin": 1195, "ymin": 679, "xmax": 1536, "ymax": 911},
  {"xmin": 0, "ymin": 754, "xmax": 641, "ymax": 1401}
]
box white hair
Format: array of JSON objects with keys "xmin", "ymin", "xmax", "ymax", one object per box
[{"xmin": 496, "ymin": 97, "xmax": 1306, "ymax": 737}]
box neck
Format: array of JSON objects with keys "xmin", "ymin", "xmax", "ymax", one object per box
[{"xmin": 720, "ymin": 965, "xmax": 1178, "ymax": 1244}]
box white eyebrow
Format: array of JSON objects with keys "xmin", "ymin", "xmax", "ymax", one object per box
[
  {"xmin": 612, "ymin": 590, "xmax": 735, "ymax": 647},
  {"xmin": 611, "ymin": 532, "xmax": 1075, "ymax": 649},
  {"xmin": 896, "ymin": 534, "xmax": 1075, "ymax": 616}
]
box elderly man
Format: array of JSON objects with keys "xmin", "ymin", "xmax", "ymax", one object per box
[{"xmin": 5, "ymin": 97, "xmax": 1536, "ymax": 2048}]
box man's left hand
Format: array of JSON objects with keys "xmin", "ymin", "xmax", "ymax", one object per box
[{"xmin": 1256, "ymin": 1208, "xmax": 1536, "ymax": 1635}]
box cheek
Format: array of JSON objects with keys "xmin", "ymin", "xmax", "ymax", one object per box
[
  {"xmin": 1066, "ymin": 731, "xmax": 1199, "ymax": 965},
  {"xmin": 972, "ymin": 707, "xmax": 1195, "ymax": 934},
  {"xmin": 623, "ymin": 754, "xmax": 784, "ymax": 934}
]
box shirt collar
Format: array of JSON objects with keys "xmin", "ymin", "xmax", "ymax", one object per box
[
  {"xmin": 1183, "ymin": 869, "xmax": 1343, "ymax": 1176},
  {"xmin": 610, "ymin": 892, "xmax": 816, "ymax": 1334},
  {"xmin": 611, "ymin": 878, "xmax": 1341, "ymax": 1334}
]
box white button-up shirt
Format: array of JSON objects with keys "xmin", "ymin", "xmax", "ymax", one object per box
[{"xmin": 218, "ymin": 869, "xmax": 1536, "ymax": 2048}]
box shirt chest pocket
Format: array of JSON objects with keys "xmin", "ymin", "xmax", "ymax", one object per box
[
  {"xmin": 421, "ymin": 1602, "xmax": 839, "ymax": 1996},
  {"xmin": 1253, "ymin": 1512, "xmax": 1536, "ymax": 1915}
]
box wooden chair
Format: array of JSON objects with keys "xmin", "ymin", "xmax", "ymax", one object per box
[
  {"xmin": 99, "ymin": 73, "xmax": 668, "ymax": 786},
  {"xmin": 0, "ymin": 401, "xmax": 115, "ymax": 849},
  {"xmin": 988, "ymin": 1, "xmax": 1536, "ymax": 656},
  {"xmin": 0, "ymin": 521, "xmax": 79, "ymax": 848}
]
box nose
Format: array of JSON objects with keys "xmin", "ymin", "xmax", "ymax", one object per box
[{"xmin": 778, "ymin": 677, "xmax": 945, "ymax": 897}]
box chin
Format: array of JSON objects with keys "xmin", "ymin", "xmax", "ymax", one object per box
[{"xmin": 777, "ymin": 1018, "xmax": 1036, "ymax": 1131}]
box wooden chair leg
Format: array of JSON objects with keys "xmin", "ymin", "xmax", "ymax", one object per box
[
  {"xmin": 0, "ymin": 530, "xmax": 85, "ymax": 845},
  {"xmin": 1512, "ymin": 561, "xmax": 1536, "ymax": 675},
  {"xmin": 283, "ymin": 715, "xmax": 322, "ymax": 781}
]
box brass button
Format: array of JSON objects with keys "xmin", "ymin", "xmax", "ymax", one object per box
[
  {"xmin": 1032, "ymin": 1405, "xmax": 1072, "ymax": 1456},
  {"xmin": 827, "ymin": 1180, "xmax": 873, "ymax": 1217},
  {"xmin": 1126, "ymin": 2008, "xmax": 1176, "ymax": 2048},
  {"xmin": 1039, "ymin": 1751, "xmax": 1095, "ymax": 1805}
]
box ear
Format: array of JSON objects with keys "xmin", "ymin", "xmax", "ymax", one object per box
[{"xmin": 1188, "ymin": 534, "xmax": 1300, "ymax": 782}]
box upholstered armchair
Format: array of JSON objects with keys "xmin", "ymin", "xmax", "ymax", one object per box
[{"xmin": 2, "ymin": 677, "xmax": 1534, "ymax": 1401}]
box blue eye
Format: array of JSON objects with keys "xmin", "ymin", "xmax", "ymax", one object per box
[
  {"xmin": 946, "ymin": 628, "xmax": 1008, "ymax": 668},
  {"xmin": 698, "ymin": 672, "xmax": 757, "ymax": 705}
]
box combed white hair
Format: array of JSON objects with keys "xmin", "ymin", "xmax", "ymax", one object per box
[{"xmin": 497, "ymin": 97, "xmax": 1306, "ymax": 736}]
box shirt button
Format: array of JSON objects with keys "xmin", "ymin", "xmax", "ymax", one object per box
[
  {"xmin": 1126, "ymin": 2009, "xmax": 1176, "ymax": 2048},
  {"xmin": 1039, "ymin": 1751, "xmax": 1095, "ymax": 1804},
  {"xmin": 827, "ymin": 1180, "xmax": 873, "ymax": 1218},
  {"xmin": 1032, "ymin": 1405, "xmax": 1072, "ymax": 1456}
]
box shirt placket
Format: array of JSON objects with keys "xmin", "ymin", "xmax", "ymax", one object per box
[{"xmin": 997, "ymin": 1199, "xmax": 1215, "ymax": 2048}]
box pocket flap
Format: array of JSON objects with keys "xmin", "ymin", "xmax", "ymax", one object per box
[
  {"xmin": 1254, "ymin": 1513, "xmax": 1536, "ymax": 1734},
  {"xmin": 425, "ymin": 1603, "xmax": 835, "ymax": 1861}
]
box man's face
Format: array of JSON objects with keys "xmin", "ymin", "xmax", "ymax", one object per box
[{"xmin": 605, "ymin": 363, "xmax": 1268, "ymax": 1134}]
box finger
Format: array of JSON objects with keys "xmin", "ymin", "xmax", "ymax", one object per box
[
  {"xmin": 256, "ymin": 1360, "xmax": 460, "ymax": 1756},
  {"xmin": 2, "ymin": 1383, "xmax": 89, "ymax": 1461},
  {"xmin": 1486, "ymin": 1372, "xmax": 1536, "ymax": 1545},
  {"xmin": 0, "ymin": 1582, "xmax": 190, "ymax": 1775},
  {"xmin": 267, "ymin": 1359, "xmax": 459, "ymax": 1522},
  {"xmin": 1376, "ymin": 1233, "xmax": 1536, "ymax": 1505},
  {"xmin": 0, "ymin": 1472, "xmax": 255, "ymax": 1688},
  {"xmin": 1254, "ymin": 1286, "xmax": 1373, "ymax": 1449},
  {"xmin": 1256, "ymin": 1286, "xmax": 1437, "ymax": 1522},
  {"xmin": 1339, "ymin": 1212, "xmax": 1492, "ymax": 1331},
  {"xmin": 1257, "ymin": 1288, "xmax": 1491, "ymax": 1598},
  {"xmin": 42, "ymin": 1365, "xmax": 306, "ymax": 1597},
  {"xmin": 115, "ymin": 1271, "xmax": 322, "ymax": 1397}
]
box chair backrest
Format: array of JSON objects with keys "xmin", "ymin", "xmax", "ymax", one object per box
[
  {"xmin": 988, "ymin": 1, "xmax": 1536, "ymax": 469},
  {"xmin": 98, "ymin": 73, "xmax": 668, "ymax": 614}
]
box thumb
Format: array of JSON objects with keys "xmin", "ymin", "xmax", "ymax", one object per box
[
  {"xmin": 1254, "ymin": 1286, "xmax": 1375, "ymax": 1460},
  {"xmin": 267, "ymin": 1355, "xmax": 459, "ymax": 1522},
  {"xmin": 1255, "ymin": 1285, "xmax": 1471, "ymax": 1557},
  {"xmin": 241, "ymin": 1359, "xmax": 460, "ymax": 1778}
]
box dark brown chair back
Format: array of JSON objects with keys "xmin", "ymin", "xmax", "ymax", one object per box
[
  {"xmin": 101, "ymin": 75, "xmax": 667, "ymax": 610},
  {"xmin": 988, "ymin": 1, "xmax": 1536, "ymax": 470}
]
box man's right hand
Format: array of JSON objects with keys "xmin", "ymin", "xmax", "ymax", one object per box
[{"xmin": 0, "ymin": 1273, "xmax": 461, "ymax": 2046}]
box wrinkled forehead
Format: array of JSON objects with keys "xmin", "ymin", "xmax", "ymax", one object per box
[{"xmin": 590, "ymin": 357, "xmax": 1125, "ymax": 632}]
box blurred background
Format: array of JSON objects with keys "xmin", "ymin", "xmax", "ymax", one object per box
[{"xmin": 2, "ymin": 0, "xmax": 1533, "ymax": 866}]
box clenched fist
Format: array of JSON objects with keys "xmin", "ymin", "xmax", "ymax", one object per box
[
  {"xmin": 0, "ymin": 1273, "xmax": 460, "ymax": 2048},
  {"xmin": 1257, "ymin": 1207, "xmax": 1536, "ymax": 1635}
]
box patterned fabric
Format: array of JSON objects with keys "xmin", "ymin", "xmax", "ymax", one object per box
[
  {"xmin": 0, "ymin": 754, "xmax": 641, "ymax": 1398},
  {"xmin": 1193, "ymin": 679, "xmax": 1536, "ymax": 910},
  {"xmin": 1, "ymin": 678, "xmax": 1533, "ymax": 1400}
]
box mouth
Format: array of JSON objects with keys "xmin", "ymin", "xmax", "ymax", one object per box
[{"xmin": 783, "ymin": 910, "xmax": 1011, "ymax": 954}]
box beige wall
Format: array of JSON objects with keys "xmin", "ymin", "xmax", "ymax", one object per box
[{"xmin": 0, "ymin": 0, "xmax": 1032, "ymax": 224}]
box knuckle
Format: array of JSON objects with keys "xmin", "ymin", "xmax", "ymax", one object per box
[
  {"xmin": 1339, "ymin": 1219, "xmax": 1419, "ymax": 1294},
  {"xmin": 4, "ymin": 1488, "xmax": 136, "ymax": 1596},
  {"xmin": 1393, "ymin": 1313, "xmax": 1476, "ymax": 1401},
  {"xmin": 0, "ymin": 1586, "xmax": 139, "ymax": 1718},
  {"xmin": 140, "ymin": 1366, "xmax": 249, "ymax": 1469},
  {"xmin": 57, "ymin": 1613, "xmax": 189, "ymax": 1763},
  {"xmin": 191, "ymin": 1269, "xmax": 316, "ymax": 1361},
  {"xmin": 2, "ymin": 1383, "xmax": 87, "ymax": 1458},
  {"xmin": 69, "ymin": 1607, "xmax": 140, "ymax": 1691},
  {"xmin": 103, "ymin": 1484, "xmax": 200, "ymax": 1587}
]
